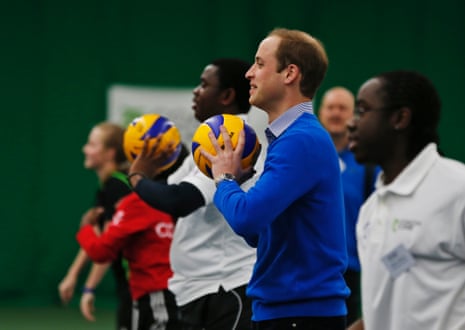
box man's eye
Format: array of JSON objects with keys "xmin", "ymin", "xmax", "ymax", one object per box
[{"xmin": 354, "ymin": 107, "xmax": 368, "ymax": 118}]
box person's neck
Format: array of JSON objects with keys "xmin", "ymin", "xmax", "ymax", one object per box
[
  {"xmin": 381, "ymin": 160, "xmax": 410, "ymax": 185},
  {"xmin": 220, "ymin": 105, "xmax": 242, "ymax": 116},
  {"xmin": 96, "ymin": 163, "xmax": 117, "ymax": 183},
  {"xmin": 380, "ymin": 142, "xmax": 413, "ymax": 185}
]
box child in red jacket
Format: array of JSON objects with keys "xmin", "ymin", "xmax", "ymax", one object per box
[{"xmin": 77, "ymin": 143, "xmax": 187, "ymax": 330}]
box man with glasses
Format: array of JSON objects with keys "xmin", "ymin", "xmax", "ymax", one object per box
[{"xmin": 347, "ymin": 70, "xmax": 465, "ymax": 330}]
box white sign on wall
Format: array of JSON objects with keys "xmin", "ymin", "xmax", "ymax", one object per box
[
  {"xmin": 107, "ymin": 84, "xmax": 269, "ymax": 146},
  {"xmin": 107, "ymin": 85, "xmax": 197, "ymax": 141}
]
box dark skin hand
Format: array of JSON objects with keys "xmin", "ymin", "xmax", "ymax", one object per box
[{"xmin": 128, "ymin": 135, "xmax": 177, "ymax": 187}]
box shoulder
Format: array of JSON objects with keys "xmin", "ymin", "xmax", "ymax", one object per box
[
  {"xmin": 276, "ymin": 115, "xmax": 336, "ymax": 160},
  {"xmin": 118, "ymin": 193, "xmax": 172, "ymax": 220},
  {"xmin": 117, "ymin": 192, "xmax": 139, "ymax": 206},
  {"xmin": 439, "ymin": 156, "xmax": 465, "ymax": 172},
  {"xmin": 103, "ymin": 175, "xmax": 130, "ymax": 191},
  {"xmin": 432, "ymin": 157, "xmax": 465, "ymax": 189},
  {"xmin": 287, "ymin": 113, "xmax": 331, "ymax": 143}
]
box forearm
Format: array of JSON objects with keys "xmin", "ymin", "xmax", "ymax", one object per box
[
  {"xmin": 133, "ymin": 179, "xmax": 204, "ymax": 218},
  {"xmin": 215, "ymin": 144, "xmax": 313, "ymax": 237},
  {"xmin": 77, "ymin": 225, "xmax": 118, "ymax": 263},
  {"xmin": 66, "ymin": 249, "xmax": 90, "ymax": 278},
  {"xmin": 59, "ymin": 249, "xmax": 90, "ymax": 304},
  {"xmin": 83, "ymin": 262, "xmax": 111, "ymax": 290},
  {"xmin": 214, "ymin": 175, "xmax": 290, "ymax": 237}
]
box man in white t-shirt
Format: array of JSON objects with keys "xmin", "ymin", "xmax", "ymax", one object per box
[
  {"xmin": 346, "ymin": 70, "xmax": 465, "ymax": 330},
  {"xmin": 128, "ymin": 58, "xmax": 266, "ymax": 330}
]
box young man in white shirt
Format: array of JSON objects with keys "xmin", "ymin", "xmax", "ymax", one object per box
[
  {"xmin": 347, "ymin": 70, "xmax": 465, "ymax": 330},
  {"xmin": 128, "ymin": 58, "xmax": 264, "ymax": 330}
]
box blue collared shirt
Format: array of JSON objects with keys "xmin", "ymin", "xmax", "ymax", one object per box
[{"xmin": 265, "ymin": 101, "xmax": 314, "ymax": 143}]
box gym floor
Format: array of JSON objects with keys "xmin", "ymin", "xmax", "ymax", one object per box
[{"xmin": 0, "ymin": 306, "xmax": 115, "ymax": 330}]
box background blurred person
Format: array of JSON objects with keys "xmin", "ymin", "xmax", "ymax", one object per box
[
  {"xmin": 77, "ymin": 143, "xmax": 189, "ymax": 330},
  {"xmin": 318, "ymin": 87, "xmax": 377, "ymax": 325},
  {"xmin": 58, "ymin": 122, "xmax": 133, "ymax": 329},
  {"xmin": 127, "ymin": 58, "xmax": 264, "ymax": 330}
]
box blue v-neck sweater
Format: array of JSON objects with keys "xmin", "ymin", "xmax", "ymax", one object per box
[{"xmin": 215, "ymin": 112, "xmax": 349, "ymax": 321}]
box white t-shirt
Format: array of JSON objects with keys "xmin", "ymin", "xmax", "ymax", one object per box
[
  {"xmin": 357, "ymin": 143, "xmax": 465, "ymax": 330},
  {"xmin": 167, "ymin": 115, "xmax": 266, "ymax": 306}
]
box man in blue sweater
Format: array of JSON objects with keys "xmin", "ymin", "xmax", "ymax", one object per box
[
  {"xmin": 319, "ymin": 87, "xmax": 378, "ymax": 325},
  {"xmin": 201, "ymin": 28, "xmax": 349, "ymax": 329}
]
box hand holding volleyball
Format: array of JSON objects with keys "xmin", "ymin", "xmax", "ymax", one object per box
[
  {"xmin": 124, "ymin": 114, "xmax": 182, "ymax": 176},
  {"xmin": 192, "ymin": 114, "xmax": 261, "ymax": 180}
]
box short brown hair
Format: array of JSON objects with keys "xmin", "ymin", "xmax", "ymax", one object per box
[{"xmin": 268, "ymin": 28, "xmax": 328, "ymax": 98}]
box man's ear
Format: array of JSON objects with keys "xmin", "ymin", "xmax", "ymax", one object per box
[
  {"xmin": 391, "ymin": 106, "xmax": 412, "ymax": 130},
  {"xmin": 284, "ymin": 64, "xmax": 300, "ymax": 84},
  {"xmin": 220, "ymin": 87, "xmax": 236, "ymax": 106}
]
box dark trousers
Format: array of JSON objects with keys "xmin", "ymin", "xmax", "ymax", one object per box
[
  {"xmin": 344, "ymin": 269, "xmax": 361, "ymax": 326},
  {"xmin": 116, "ymin": 288, "xmax": 133, "ymax": 330},
  {"xmin": 135, "ymin": 290, "xmax": 181, "ymax": 330},
  {"xmin": 177, "ymin": 284, "xmax": 252, "ymax": 330},
  {"xmin": 251, "ymin": 316, "xmax": 346, "ymax": 330}
]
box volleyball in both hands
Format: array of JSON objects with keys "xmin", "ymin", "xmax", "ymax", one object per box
[
  {"xmin": 123, "ymin": 114, "xmax": 182, "ymax": 172},
  {"xmin": 191, "ymin": 114, "xmax": 261, "ymax": 178}
]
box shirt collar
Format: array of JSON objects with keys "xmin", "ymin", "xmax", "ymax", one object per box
[
  {"xmin": 266, "ymin": 101, "xmax": 313, "ymax": 142},
  {"xmin": 376, "ymin": 143, "xmax": 439, "ymax": 196}
]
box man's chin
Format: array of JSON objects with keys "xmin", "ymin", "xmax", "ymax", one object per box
[
  {"xmin": 352, "ymin": 151, "xmax": 371, "ymax": 165},
  {"xmin": 192, "ymin": 110, "xmax": 202, "ymax": 122}
]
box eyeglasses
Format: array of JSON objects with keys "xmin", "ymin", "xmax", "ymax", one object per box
[
  {"xmin": 354, "ymin": 107, "xmax": 374, "ymax": 120},
  {"xmin": 354, "ymin": 105, "xmax": 399, "ymax": 120}
]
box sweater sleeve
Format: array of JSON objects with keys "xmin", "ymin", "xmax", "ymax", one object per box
[
  {"xmin": 133, "ymin": 179, "xmax": 205, "ymax": 218},
  {"xmin": 77, "ymin": 194, "xmax": 157, "ymax": 263},
  {"xmin": 77, "ymin": 225, "xmax": 119, "ymax": 263},
  {"xmin": 214, "ymin": 128, "xmax": 334, "ymax": 238}
]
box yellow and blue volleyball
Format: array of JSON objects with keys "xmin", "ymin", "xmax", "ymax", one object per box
[
  {"xmin": 191, "ymin": 114, "xmax": 261, "ymax": 178},
  {"xmin": 123, "ymin": 114, "xmax": 182, "ymax": 172}
]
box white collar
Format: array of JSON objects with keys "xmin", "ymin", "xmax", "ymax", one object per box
[{"xmin": 376, "ymin": 143, "xmax": 439, "ymax": 196}]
